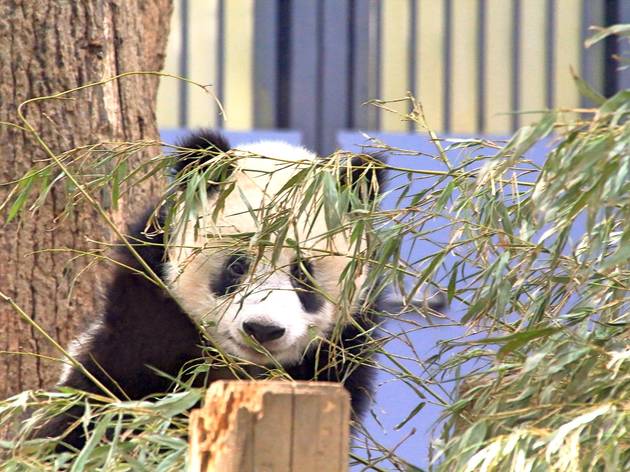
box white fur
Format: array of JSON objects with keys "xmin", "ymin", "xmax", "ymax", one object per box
[
  {"xmin": 58, "ymin": 321, "xmax": 102, "ymax": 384},
  {"xmin": 164, "ymin": 141, "xmax": 368, "ymax": 366}
]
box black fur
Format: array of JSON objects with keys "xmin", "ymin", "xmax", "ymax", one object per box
[
  {"xmin": 339, "ymin": 153, "xmax": 386, "ymax": 202},
  {"xmin": 286, "ymin": 312, "xmax": 378, "ymax": 415},
  {"xmin": 172, "ymin": 129, "xmax": 231, "ymax": 177},
  {"xmin": 34, "ymin": 213, "xmax": 205, "ymax": 449},
  {"xmin": 211, "ymin": 253, "xmax": 250, "ymax": 296},
  {"xmin": 290, "ymin": 259, "xmax": 324, "ymax": 313},
  {"xmin": 34, "ymin": 131, "xmax": 382, "ymax": 449},
  {"xmin": 172, "ymin": 129, "xmax": 233, "ymax": 195}
]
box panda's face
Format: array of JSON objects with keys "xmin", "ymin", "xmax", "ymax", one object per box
[
  {"xmin": 165, "ymin": 246, "xmax": 355, "ymax": 365},
  {"xmin": 164, "ymin": 141, "xmax": 370, "ymax": 366}
]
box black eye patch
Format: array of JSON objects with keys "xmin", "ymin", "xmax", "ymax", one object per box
[
  {"xmin": 290, "ymin": 258, "xmax": 324, "ymax": 313},
  {"xmin": 211, "ymin": 253, "xmax": 250, "ymax": 296}
]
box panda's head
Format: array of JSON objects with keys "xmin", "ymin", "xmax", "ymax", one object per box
[{"xmin": 162, "ymin": 131, "xmax": 383, "ymax": 366}]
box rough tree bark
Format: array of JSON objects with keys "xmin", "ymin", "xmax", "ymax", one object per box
[{"xmin": 0, "ymin": 0, "xmax": 173, "ymax": 397}]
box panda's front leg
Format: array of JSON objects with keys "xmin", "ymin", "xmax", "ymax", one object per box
[{"xmin": 33, "ymin": 268, "xmax": 204, "ymax": 449}]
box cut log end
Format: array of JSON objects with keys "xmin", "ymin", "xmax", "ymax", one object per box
[{"xmin": 189, "ymin": 381, "xmax": 350, "ymax": 472}]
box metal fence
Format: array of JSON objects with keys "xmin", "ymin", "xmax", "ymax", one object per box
[{"xmin": 157, "ymin": 0, "xmax": 630, "ymax": 154}]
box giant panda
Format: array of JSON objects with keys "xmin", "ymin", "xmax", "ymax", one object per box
[{"xmin": 35, "ymin": 130, "xmax": 386, "ymax": 449}]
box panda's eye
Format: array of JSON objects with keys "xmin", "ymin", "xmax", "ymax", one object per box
[
  {"xmin": 211, "ymin": 254, "xmax": 251, "ymax": 296},
  {"xmin": 290, "ymin": 259, "xmax": 313, "ymax": 286},
  {"xmin": 290, "ymin": 258, "xmax": 323, "ymax": 313},
  {"xmin": 227, "ymin": 255, "xmax": 249, "ymax": 278}
]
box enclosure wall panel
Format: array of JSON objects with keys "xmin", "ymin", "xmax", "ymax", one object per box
[
  {"xmin": 157, "ymin": 0, "xmax": 182, "ymax": 129},
  {"xmin": 156, "ymin": 0, "xmax": 605, "ymax": 146},
  {"xmin": 223, "ymin": 0, "xmax": 254, "ymax": 130},
  {"xmin": 450, "ymin": 0, "xmax": 479, "ymax": 134},
  {"xmin": 380, "ymin": 0, "xmax": 411, "ymax": 132},
  {"xmin": 484, "ymin": 0, "xmax": 513, "ymax": 134},
  {"xmin": 554, "ymin": 0, "xmax": 582, "ymax": 120},
  {"xmin": 416, "ymin": 0, "xmax": 446, "ymax": 132},
  {"xmin": 518, "ymin": 0, "xmax": 548, "ymax": 127},
  {"xmin": 188, "ymin": 0, "xmax": 220, "ymax": 128}
]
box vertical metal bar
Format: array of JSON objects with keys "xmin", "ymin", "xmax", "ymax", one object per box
[
  {"xmin": 276, "ymin": 0, "xmax": 292, "ymax": 128},
  {"xmin": 581, "ymin": 0, "xmax": 605, "ymax": 105},
  {"xmin": 347, "ymin": 0, "xmax": 356, "ymax": 129},
  {"xmin": 618, "ymin": 0, "xmax": 630, "ymax": 90},
  {"xmin": 373, "ymin": 0, "xmax": 382, "ymax": 130},
  {"xmin": 315, "ymin": 0, "xmax": 324, "ymax": 151},
  {"xmin": 254, "ymin": 0, "xmax": 279, "ymax": 128},
  {"xmin": 320, "ymin": 0, "xmax": 350, "ymax": 154},
  {"xmin": 546, "ymin": 0, "xmax": 556, "ymax": 109},
  {"xmin": 217, "ymin": 0, "xmax": 225, "ymax": 125},
  {"xmin": 477, "ymin": 0, "xmax": 486, "ymax": 134},
  {"xmin": 179, "ymin": 0, "xmax": 189, "ymax": 128},
  {"xmin": 290, "ymin": 0, "xmax": 319, "ymax": 150},
  {"xmin": 603, "ymin": 0, "xmax": 619, "ymax": 96},
  {"xmin": 350, "ymin": 0, "xmax": 376, "ymax": 131},
  {"xmin": 409, "ymin": 0, "xmax": 417, "ymax": 132},
  {"xmin": 443, "ymin": 0, "xmax": 452, "ymax": 133},
  {"xmin": 511, "ymin": 0, "xmax": 521, "ymax": 130}
]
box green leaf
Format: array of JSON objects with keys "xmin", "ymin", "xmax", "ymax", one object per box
[
  {"xmin": 497, "ymin": 327, "xmax": 561, "ymax": 358},
  {"xmin": 599, "ymin": 90, "xmax": 630, "ymax": 115},
  {"xmin": 571, "ymin": 68, "xmax": 606, "ymax": 105},
  {"xmin": 447, "ymin": 262, "xmax": 460, "ymax": 303},
  {"xmin": 71, "ymin": 413, "xmax": 113, "ymax": 471},
  {"xmin": 6, "ymin": 174, "xmax": 36, "ymax": 223},
  {"xmin": 394, "ymin": 401, "xmax": 426, "ymax": 430}
]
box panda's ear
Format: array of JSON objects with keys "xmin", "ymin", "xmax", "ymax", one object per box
[
  {"xmin": 339, "ymin": 153, "xmax": 386, "ymax": 201},
  {"xmin": 171, "ymin": 130, "xmax": 232, "ymax": 184}
]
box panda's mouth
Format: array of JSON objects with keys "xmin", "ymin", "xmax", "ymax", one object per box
[
  {"xmin": 226, "ymin": 334, "xmax": 283, "ymax": 360},
  {"xmin": 223, "ymin": 332, "xmax": 306, "ymax": 368}
]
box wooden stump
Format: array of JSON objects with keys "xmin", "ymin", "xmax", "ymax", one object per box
[{"xmin": 189, "ymin": 381, "xmax": 350, "ymax": 472}]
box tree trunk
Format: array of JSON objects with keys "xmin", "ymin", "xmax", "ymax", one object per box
[{"xmin": 0, "ymin": 0, "xmax": 173, "ymax": 397}]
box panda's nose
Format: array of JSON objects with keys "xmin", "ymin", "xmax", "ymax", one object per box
[{"xmin": 242, "ymin": 321, "xmax": 286, "ymax": 343}]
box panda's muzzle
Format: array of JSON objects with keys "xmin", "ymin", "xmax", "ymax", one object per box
[{"xmin": 242, "ymin": 321, "xmax": 286, "ymax": 344}]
